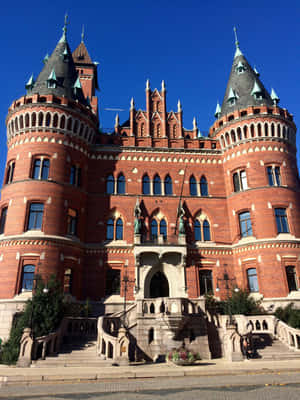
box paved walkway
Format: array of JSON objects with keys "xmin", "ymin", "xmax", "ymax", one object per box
[{"xmin": 1, "ymin": 358, "xmax": 300, "ymax": 386}]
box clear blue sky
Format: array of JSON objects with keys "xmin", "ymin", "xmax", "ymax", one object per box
[{"xmin": 0, "ymin": 1, "xmax": 299, "ymax": 185}]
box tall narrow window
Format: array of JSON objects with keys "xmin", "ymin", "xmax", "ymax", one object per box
[
  {"xmin": 27, "ymin": 203, "xmax": 44, "ymax": 230},
  {"xmin": 153, "ymin": 175, "xmax": 161, "ymax": 195},
  {"xmin": 286, "ymin": 266, "xmax": 297, "ymax": 292},
  {"xmin": 67, "ymin": 208, "xmax": 78, "ymax": 235},
  {"xmin": 0, "ymin": 207, "xmax": 8, "ymax": 234},
  {"xmin": 115, "ymin": 218, "xmax": 123, "ymax": 240},
  {"xmin": 151, "ymin": 219, "xmax": 158, "ymax": 241},
  {"xmin": 194, "ymin": 220, "xmax": 201, "ymax": 241},
  {"xmin": 32, "ymin": 157, "xmax": 50, "ymax": 180},
  {"xmin": 247, "ymin": 268, "xmax": 259, "ymax": 292},
  {"xmin": 117, "ymin": 174, "xmax": 126, "ymax": 194},
  {"xmin": 21, "ymin": 264, "xmax": 35, "ymax": 291},
  {"xmin": 200, "ymin": 176, "xmax": 208, "ymax": 196},
  {"xmin": 164, "ymin": 175, "xmax": 173, "ymax": 195},
  {"xmin": 5, "ymin": 161, "xmax": 15, "ymax": 184},
  {"xmin": 275, "ymin": 208, "xmax": 289, "ymax": 233},
  {"xmin": 199, "ymin": 270, "xmax": 213, "ymax": 295},
  {"xmin": 203, "ymin": 220, "xmax": 211, "ymax": 241},
  {"xmin": 142, "ymin": 174, "xmax": 150, "ymax": 195},
  {"xmin": 190, "ymin": 175, "xmax": 197, "ymax": 196},
  {"xmin": 106, "ymin": 218, "xmax": 114, "ymax": 240},
  {"xmin": 160, "ymin": 219, "xmax": 167, "ymax": 240},
  {"xmin": 64, "ymin": 268, "xmax": 73, "ymax": 294},
  {"xmin": 233, "ymin": 170, "xmax": 248, "ymax": 192},
  {"xmin": 239, "ymin": 211, "xmax": 253, "ymax": 237},
  {"xmin": 70, "ymin": 165, "xmax": 81, "ymax": 187},
  {"xmin": 106, "ymin": 174, "xmax": 115, "ymax": 194},
  {"xmin": 105, "ymin": 268, "xmax": 121, "ymax": 295},
  {"xmin": 267, "ymin": 165, "xmax": 281, "ymax": 186}
]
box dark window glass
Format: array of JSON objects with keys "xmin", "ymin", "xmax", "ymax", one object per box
[
  {"xmin": 247, "ymin": 268, "xmax": 259, "ymax": 292},
  {"xmin": 194, "ymin": 220, "xmax": 201, "ymax": 241},
  {"xmin": 105, "ymin": 268, "xmax": 120, "ymax": 295},
  {"xmin": 117, "ymin": 174, "xmax": 125, "ymax": 194},
  {"xmin": 67, "ymin": 208, "xmax": 77, "ymax": 235},
  {"xmin": 41, "ymin": 159, "xmax": 50, "ymax": 180},
  {"xmin": 32, "ymin": 159, "xmax": 41, "ymax": 179},
  {"xmin": 200, "ymin": 176, "xmax": 208, "ymax": 196},
  {"xmin": 116, "ymin": 218, "xmax": 123, "ymax": 240},
  {"xmin": 199, "ymin": 270, "xmax": 213, "ymax": 295},
  {"xmin": 203, "ymin": 220, "xmax": 211, "ymax": 241},
  {"xmin": 160, "ymin": 219, "xmax": 167, "ymax": 240},
  {"xmin": 106, "ymin": 174, "xmax": 114, "ymax": 194},
  {"xmin": 275, "ymin": 208, "xmax": 289, "ymax": 233},
  {"xmin": 164, "ymin": 175, "xmax": 173, "ymax": 195},
  {"xmin": 27, "ymin": 203, "xmax": 44, "ymax": 230},
  {"xmin": 106, "ymin": 218, "xmax": 114, "ymax": 240},
  {"xmin": 239, "ymin": 211, "xmax": 253, "ymax": 237},
  {"xmin": 5, "ymin": 162, "xmax": 15, "ymax": 184},
  {"xmin": 267, "ymin": 166, "xmax": 274, "ymax": 186},
  {"xmin": 21, "ymin": 264, "xmax": 35, "ymax": 291},
  {"xmin": 0, "ymin": 207, "xmax": 8, "ymax": 234},
  {"xmin": 153, "ymin": 175, "xmax": 161, "ymax": 195},
  {"xmin": 142, "ymin": 175, "xmax": 150, "ymax": 195},
  {"xmin": 286, "ymin": 266, "xmax": 297, "ymax": 292},
  {"xmin": 70, "ymin": 165, "xmax": 81, "ymax": 187},
  {"xmin": 63, "ymin": 268, "xmax": 73, "ymax": 294},
  {"xmin": 190, "ymin": 175, "xmax": 197, "ymax": 196},
  {"xmin": 233, "ymin": 172, "xmax": 240, "ymax": 192},
  {"xmin": 32, "ymin": 158, "xmax": 49, "ymax": 180},
  {"xmin": 275, "ymin": 167, "xmax": 281, "ymax": 186},
  {"xmin": 151, "ymin": 219, "xmax": 158, "ymax": 240}
]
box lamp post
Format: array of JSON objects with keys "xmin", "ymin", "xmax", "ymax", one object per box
[{"xmin": 215, "ymin": 270, "xmax": 239, "ymax": 325}]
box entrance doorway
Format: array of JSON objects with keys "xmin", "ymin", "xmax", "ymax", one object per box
[{"xmin": 149, "ymin": 271, "xmax": 169, "ymax": 298}]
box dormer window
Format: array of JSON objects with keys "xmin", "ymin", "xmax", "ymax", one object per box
[
  {"xmin": 227, "ymin": 87, "xmax": 238, "ymax": 106},
  {"xmin": 251, "ymin": 80, "xmax": 264, "ymax": 100},
  {"xmin": 47, "ymin": 69, "xmax": 57, "ymax": 89},
  {"xmin": 62, "ymin": 47, "xmax": 69, "ymax": 62},
  {"xmin": 236, "ymin": 61, "xmax": 246, "ymax": 74}
]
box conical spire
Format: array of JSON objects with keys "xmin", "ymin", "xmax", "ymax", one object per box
[
  {"xmin": 59, "ymin": 14, "xmax": 69, "ymax": 44},
  {"xmin": 220, "ymin": 30, "xmax": 273, "ymax": 117},
  {"xmin": 271, "ymin": 88, "xmax": 280, "ymax": 105},
  {"xmin": 215, "ymin": 101, "xmax": 221, "ymax": 118},
  {"xmin": 233, "ymin": 27, "xmax": 243, "ymax": 58},
  {"xmin": 27, "ymin": 18, "xmax": 86, "ymax": 104}
]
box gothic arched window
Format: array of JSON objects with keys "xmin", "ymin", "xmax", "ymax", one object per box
[
  {"xmin": 200, "ymin": 176, "xmax": 208, "ymax": 196},
  {"xmin": 203, "ymin": 220, "xmax": 211, "ymax": 241},
  {"xmin": 151, "ymin": 219, "xmax": 158, "ymax": 241},
  {"xmin": 160, "ymin": 219, "xmax": 167, "ymax": 240},
  {"xmin": 190, "ymin": 175, "xmax": 197, "ymax": 196},
  {"xmin": 164, "ymin": 175, "xmax": 173, "ymax": 195},
  {"xmin": 116, "ymin": 218, "xmax": 123, "ymax": 240},
  {"xmin": 194, "ymin": 220, "xmax": 201, "ymax": 241},
  {"xmin": 117, "ymin": 173, "xmax": 125, "ymax": 194},
  {"xmin": 106, "ymin": 218, "xmax": 114, "ymax": 240},
  {"xmin": 106, "ymin": 174, "xmax": 115, "ymax": 194},
  {"xmin": 153, "ymin": 174, "xmax": 161, "ymax": 195},
  {"xmin": 142, "ymin": 174, "xmax": 150, "ymax": 195}
]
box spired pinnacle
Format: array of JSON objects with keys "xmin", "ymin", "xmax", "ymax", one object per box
[
  {"xmin": 81, "ymin": 25, "xmax": 85, "ymax": 43},
  {"xmin": 59, "ymin": 13, "xmax": 69, "ymax": 43},
  {"xmin": 233, "ymin": 26, "xmax": 243, "ymax": 58}
]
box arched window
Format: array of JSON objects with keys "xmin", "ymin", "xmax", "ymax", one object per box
[
  {"xmin": 15, "ymin": 117, "xmax": 19, "ymax": 131},
  {"xmin": 194, "ymin": 220, "xmax": 201, "ymax": 241},
  {"xmin": 73, "ymin": 120, "xmax": 79, "ymax": 133},
  {"xmin": 286, "ymin": 266, "xmax": 298, "ymax": 292},
  {"xmin": 116, "ymin": 218, "xmax": 123, "ymax": 240},
  {"xmin": 164, "ymin": 175, "xmax": 173, "ymax": 195},
  {"xmin": 153, "ymin": 174, "xmax": 161, "ymax": 195},
  {"xmin": 200, "ymin": 176, "xmax": 208, "ymax": 196},
  {"xmin": 67, "ymin": 117, "xmax": 72, "ymax": 131},
  {"xmin": 106, "ymin": 218, "xmax": 114, "ymax": 240},
  {"xmin": 38, "ymin": 112, "xmax": 43, "ymax": 126},
  {"xmin": 25, "ymin": 114, "xmax": 29, "ymax": 128},
  {"xmin": 45, "ymin": 113, "xmax": 51, "ymax": 127},
  {"xmin": 31, "ymin": 112, "xmax": 36, "ymax": 127},
  {"xmin": 160, "ymin": 219, "xmax": 167, "ymax": 240},
  {"xmin": 151, "ymin": 219, "xmax": 158, "ymax": 241},
  {"xmin": 53, "ymin": 114, "xmax": 58, "ymax": 128},
  {"xmin": 203, "ymin": 220, "xmax": 211, "ymax": 241},
  {"xmin": 190, "ymin": 175, "xmax": 197, "ymax": 196},
  {"xmin": 117, "ymin": 173, "xmax": 125, "ymax": 194},
  {"xmin": 20, "ymin": 115, "xmax": 24, "ymax": 130},
  {"xmin": 60, "ymin": 115, "xmax": 65, "ymax": 129},
  {"xmin": 142, "ymin": 174, "xmax": 150, "ymax": 195},
  {"xmin": 106, "ymin": 174, "xmax": 115, "ymax": 194},
  {"xmin": 243, "ymin": 125, "xmax": 248, "ymax": 138},
  {"xmin": 21, "ymin": 264, "xmax": 35, "ymax": 291},
  {"xmin": 148, "ymin": 328, "xmax": 154, "ymax": 344}
]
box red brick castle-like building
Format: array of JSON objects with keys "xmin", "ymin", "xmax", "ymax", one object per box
[{"xmin": 0, "ymin": 22, "xmax": 300, "ymax": 345}]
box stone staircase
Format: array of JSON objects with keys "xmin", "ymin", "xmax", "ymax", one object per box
[
  {"xmin": 251, "ymin": 333, "xmax": 300, "ymax": 361},
  {"xmin": 31, "ymin": 337, "xmax": 114, "ymax": 368}
]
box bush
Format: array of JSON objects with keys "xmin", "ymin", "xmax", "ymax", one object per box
[
  {"xmin": 0, "ymin": 276, "xmax": 64, "ymax": 365},
  {"xmin": 217, "ymin": 289, "xmax": 262, "ymax": 316},
  {"xmin": 275, "ymin": 303, "xmax": 300, "ymax": 329}
]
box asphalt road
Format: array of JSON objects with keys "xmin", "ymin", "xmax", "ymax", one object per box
[{"xmin": 1, "ymin": 372, "xmax": 300, "ymax": 399}]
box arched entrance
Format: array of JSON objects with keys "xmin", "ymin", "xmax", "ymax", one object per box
[{"xmin": 149, "ymin": 271, "xmax": 169, "ymax": 298}]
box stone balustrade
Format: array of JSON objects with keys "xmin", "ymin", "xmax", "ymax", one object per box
[{"xmin": 137, "ymin": 297, "xmax": 205, "ymax": 317}]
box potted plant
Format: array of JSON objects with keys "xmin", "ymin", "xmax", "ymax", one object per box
[{"xmin": 167, "ymin": 347, "xmax": 200, "ymax": 366}]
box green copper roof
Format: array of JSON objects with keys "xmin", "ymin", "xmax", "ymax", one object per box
[
  {"xmin": 25, "ymin": 74, "xmax": 35, "ymax": 91},
  {"xmin": 215, "ymin": 102, "xmax": 221, "ymax": 118},
  {"xmin": 43, "ymin": 53, "xmax": 49, "ymax": 64},
  {"xmin": 73, "ymin": 77, "xmax": 82, "ymax": 89},
  {"xmin": 47, "ymin": 68, "xmax": 57, "ymax": 82},
  {"xmin": 227, "ymin": 87, "xmax": 237, "ymax": 100},
  {"xmin": 251, "ymin": 80, "xmax": 262, "ymax": 96},
  {"xmin": 271, "ymin": 88, "xmax": 279, "ymax": 104}
]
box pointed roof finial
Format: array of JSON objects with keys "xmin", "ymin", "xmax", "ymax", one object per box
[
  {"xmin": 59, "ymin": 13, "xmax": 69, "ymax": 43},
  {"xmin": 193, "ymin": 117, "xmax": 197, "ymax": 130},
  {"xmin": 215, "ymin": 101, "xmax": 221, "ymax": 118},
  {"xmin": 25, "ymin": 74, "xmax": 35, "ymax": 91},
  {"xmin": 115, "ymin": 113, "xmax": 120, "ymax": 127},
  {"xmin": 161, "ymin": 80, "xmax": 166, "ymax": 91},
  {"xmin": 146, "ymin": 79, "xmax": 150, "ymax": 90},
  {"xmin": 271, "ymin": 88, "xmax": 280, "ymax": 105},
  {"xmin": 81, "ymin": 25, "xmax": 85, "ymax": 43},
  {"xmin": 43, "ymin": 53, "xmax": 49, "ymax": 64},
  {"xmin": 130, "ymin": 97, "xmax": 135, "ymax": 110},
  {"xmin": 233, "ymin": 26, "xmax": 243, "ymax": 58},
  {"xmin": 177, "ymin": 99, "xmax": 182, "ymax": 112}
]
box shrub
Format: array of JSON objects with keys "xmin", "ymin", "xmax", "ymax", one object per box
[
  {"xmin": 275, "ymin": 303, "xmax": 300, "ymax": 329},
  {"xmin": 217, "ymin": 289, "xmax": 262, "ymax": 316}
]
